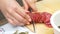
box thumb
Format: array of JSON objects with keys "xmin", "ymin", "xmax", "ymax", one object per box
[
  {"xmin": 22, "ymin": 0, "xmax": 29, "ymax": 10},
  {"xmin": 25, "ymin": 0, "xmax": 37, "ymax": 11}
]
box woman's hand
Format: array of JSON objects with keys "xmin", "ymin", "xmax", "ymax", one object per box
[{"xmin": 0, "ymin": 0, "xmax": 31, "ymax": 26}]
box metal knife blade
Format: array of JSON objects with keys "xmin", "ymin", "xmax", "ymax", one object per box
[
  {"xmin": 28, "ymin": 7, "xmax": 36, "ymax": 33},
  {"xmin": 31, "ymin": 20, "xmax": 36, "ymax": 33}
]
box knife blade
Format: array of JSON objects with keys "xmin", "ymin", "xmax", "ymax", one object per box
[
  {"xmin": 28, "ymin": 7, "xmax": 36, "ymax": 33},
  {"xmin": 31, "ymin": 20, "xmax": 36, "ymax": 33}
]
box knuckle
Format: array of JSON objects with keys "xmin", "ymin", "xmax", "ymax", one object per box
[
  {"xmin": 23, "ymin": 14, "xmax": 28, "ymax": 18},
  {"xmin": 7, "ymin": 8, "xmax": 13, "ymax": 13},
  {"xmin": 7, "ymin": 7, "xmax": 17, "ymax": 13},
  {"xmin": 12, "ymin": 7, "xmax": 17, "ymax": 11},
  {"xmin": 20, "ymin": 18, "xmax": 27, "ymax": 23},
  {"xmin": 19, "ymin": 23, "xmax": 24, "ymax": 26},
  {"xmin": 24, "ymin": 20, "xmax": 27, "ymax": 23}
]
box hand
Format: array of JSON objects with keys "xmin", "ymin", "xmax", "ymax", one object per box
[
  {"xmin": 22, "ymin": 0, "xmax": 37, "ymax": 11},
  {"xmin": 0, "ymin": 0, "xmax": 31, "ymax": 26}
]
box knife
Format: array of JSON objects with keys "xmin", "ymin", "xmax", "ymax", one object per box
[
  {"xmin": 28, "ymin": 7, "xmax": 36, "ymax": 33},
  {"xmin": 31, "ymin": 20, "xmax": 36, "ymax": 33}
]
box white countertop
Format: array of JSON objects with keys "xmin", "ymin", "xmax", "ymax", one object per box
[{"xmin": 0, "ymin": 23, "xmax": 35, "ymax": 34}]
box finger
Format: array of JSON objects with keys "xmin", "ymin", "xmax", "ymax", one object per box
[
  {"xmin": 7, "ymin": 18, "xmax": 17, "ymax": 26},
  {"xmin": 7, "ymin": 9, "xmax": 30, "ymax": 25},
  {"xmin": 7, "ymin": 18, "xmax": 25, "ymax": 26},
  {"xmin": 1, "ymin": 9, "xmax": 25, "ymax": 26},
  {"xmin": 5, "ymin": 11, "xmax": 25, "ymax": 26},
  {"xmin": 25, "ymin": 0, "xmax": 37, "ymax": 11},
  {"xmin": 6, "ymin": 15, "xmax": 21, "ymax": 26},
  {"xmin": 2, "ymin": 11, "xmax": 17, "ymax": 26},
  {"xmin": 22, "ymin": 0, "xmax": 28, "ymax": 10},
  {"xmin": 13, "ymin": 1, "xmax": 31, "ymax": 21},
  {"xmin": 3, "ymin": 11, "xmax": 20, "ymax": 26},
  {"xmin": 15, "ymin": 6, "xmax": 31, "ymax": 22}
]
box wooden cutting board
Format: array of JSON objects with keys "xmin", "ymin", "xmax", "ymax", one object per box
[
  {"xmin": 35, "ymin": 0, "xmax": 60, "ymax": 14},
  {"xmin": 26, "ymin": 23, "xmax": 54, "ymax": 34}
]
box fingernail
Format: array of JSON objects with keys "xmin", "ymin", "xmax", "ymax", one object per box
[
  {"xmin": 29, "ymin": 18, "xmax": 31, "ymax": 21},
  {"xmin": 27, "ymin": 15, "xmax": 31, "ymax": 21},
  {"xmin": 27, "ymin": 22, "xmax": 30, "ymax": 24}
]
